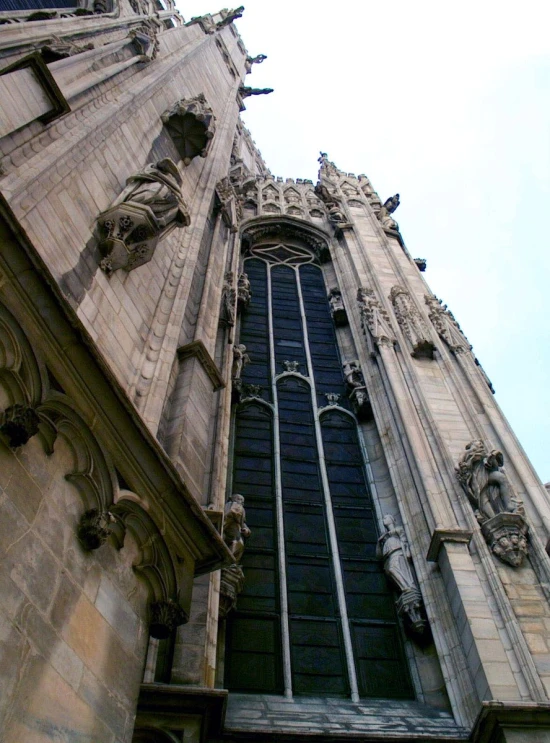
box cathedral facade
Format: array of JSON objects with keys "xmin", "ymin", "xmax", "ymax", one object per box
[{"xmin": 0, "ymin": 3, "xmax": 550, "ymax": 742}]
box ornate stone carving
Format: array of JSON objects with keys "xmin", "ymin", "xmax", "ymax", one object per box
[
  {"xmin": 314, "ymin": 182, "xmax": 349, "ymax": 228},
  {"xmin": 186, "ymin": 13, "xmax": 216, "ymax": 33},
  {"xmin": 77, "ymin": 508, "xmax": 114, "ymax": 550},
  {"xmin": 149, "ymin": 599, "xmax": 188, "ymax": 639},
  {"xmin": 390, "ymin": 286, "xmax": 434, "ymax": 359},
  {"xmin": 238, "ymin": 86, "xmax": 274, "ymax": 98},
  {"xmin": 328, "ymin": 288, "xmax": 347, "ymax": 325},
  {"xmin": 242, "ymin": 384, "xmax": 262, "ymax": 399},
  {"xmin": 237, "ymin": 273, "xmax": 251, "ymax": 311},
  {"xmin": 129, "ymin": 21, "xmax": 160, "ymax": 60},
  {"xmin": 161, "ymin": 94, "xmax": 216, "ymax": 165},
  {"xmin": 358, "ymin": 175, "xmax": 381, "ymax": 206},
  {"xmin": 232, "ymin": 344, "xmax": 250, "ymax": 402},
  {"xmin": 0, "ymin": 404, "xmax": 40, "ymax": 447},
  {"xmin": 220, "ymin": 272, "xmax": 237, "ymax": 327},
  {"xmin": 220, "ymin": 494, "xmax": 251, "ymax": 617},
  {"xmin": 97, "ymin": 159, "xmax": 190, "ymax": 275},
  {"xmin": 342, "ymin": 361, "xmax": 373, "ymax": 420},
  {"xmin": 424, "ymin": 295, "xmax": 471, "ymax": 355},
  {"xmin": 283, "ymin": 360, "xmax": 300, "ymax": 373},
  {"xmin": 414, "ymin": 258, "xmax": 427, "ymax": 272},
  {"xmin": 377, "ymin": 194, "xmax": 400, "ymax": 231},
  {"xmin": 377, "ymin": 514, "xmax": 426, "ymax": 634},
  {"xmin": 217, "ymin": 6, "xmax": 244, "ymax": 28},
  {"xmin": 325, "ymin": 392, "xmax": 341, "ymax": 405},
  {"xmin": 38, "ymin": 35, "xmax": 94, "ymax": 63},
  {"xmin": 357, "ymin": 288, "xmax": 396, "ymax": 348},
  {"xmin": 216, "ymin": 177, "xmax": 242, "ymax": 232},
  {"xmin": 245, "ymin": 53, "xmax": 267, "ymax": 73},
  {"xmin": 456, "ymin": 440, "xmax": 528, "ymax": 566}
]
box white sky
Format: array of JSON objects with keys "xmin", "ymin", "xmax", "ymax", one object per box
[{"xmin": 180, "ymin": 1, "xmax": 550, "ymax": 482}]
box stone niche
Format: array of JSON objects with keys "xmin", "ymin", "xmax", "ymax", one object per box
[{"xmin": 161, "ymin": 93, "xmax": 216, "ymax": 166}]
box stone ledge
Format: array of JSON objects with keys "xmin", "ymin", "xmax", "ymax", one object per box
[
  {"xmin": 427, "ymin": 528, "xmax": 473, "ymax": 562},
  {"xmin": 471, "ymin": 701, "xmax": 550, "ymax": 743},
  {"xmin": 178, "ymin": 340, "xmax": 225, "ymax": 391},
  {"xmin": 223, "ymin": 694, "xmax": 468, "ymax": 741}
]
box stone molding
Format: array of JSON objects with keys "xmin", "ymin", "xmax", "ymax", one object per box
[
  {"xmin": 161, "ymin": 93, "xmax": 216, "ymax": 166},
  {"xmin": 471, "ymin": 701, "xmax": 550, "ymax": 743},
  {"xmin": 241, "ymin": 216, "xmax": 331, "ymax": 263},
  {"xmin": 427, "ymin": 528, "xmax": 473, "ymax": 562},
  {"xmin": 177, "ymin": 340, "xmax": 225, "ymax": 391}
]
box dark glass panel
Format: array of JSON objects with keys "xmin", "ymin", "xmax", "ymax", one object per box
[
  {"xmin": 241, "ymin": 259, "xmax": 270, "ymax": 396},
  {"xmin": 352, "ymin": 624, "xmax": 414, "ymax": 699},
  {"xmin": 271, "ymin": 265, "xmax": 307, "ymax": 374}
]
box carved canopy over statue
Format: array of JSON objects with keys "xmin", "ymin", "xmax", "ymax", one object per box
[
  {"xmin": 390, "ymin": 285, "xmax": 435, "ymax": 359},
  {"xmin": 96, "ymin": 159, "xmax": 190, "ymax": 274},
  {"xmin": 456, "ymin": 440, "xmax": 529, "ymax": 566}
]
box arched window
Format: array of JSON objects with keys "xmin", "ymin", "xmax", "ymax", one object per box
[{"xmin": 226, "ymin": 234, "xmax": 412, "ymax": 700}]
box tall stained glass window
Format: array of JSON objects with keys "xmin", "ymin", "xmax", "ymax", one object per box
[{"xmin": 226, "ymin": 240, "xmax": 413, "ymax": 700}]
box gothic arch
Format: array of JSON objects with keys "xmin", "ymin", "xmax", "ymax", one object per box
[
  {"xmin": 37, "ymin": 391, "xmax": 117, "ymax": 513},
  {"xmin": 132, "ymin": 727, "xmax": 181, "ymax": 743},
  {"xmin": 111, "ymin": 495, "xmax": 179, "ymax": 604},
  {"xmin": 0, "ymin": 302, "xmax": 45, "ymax": 407}
]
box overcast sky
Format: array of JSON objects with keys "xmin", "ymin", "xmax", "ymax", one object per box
[{"xmin": 181, "ymin": 1, "xmax": 550, "ymax": 483}]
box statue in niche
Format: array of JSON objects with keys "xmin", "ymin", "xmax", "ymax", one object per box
[
  {"xmin": 390, "ymin": 286, "xmax": 434, "ymax": 359},
  {"xmin": 220, "ymin": 272, "xmax": 236, "ymax": 327},
  {"xmin": 456, "ymin": 440, "xmax": 528, "ymax": 566},
  {"xmin": 220, "ymin": 493, "xmax": 251, "ymax": 617},
  {"xmin": 96, "ymin": 158, "xmax": 190, "ymax": 274},
  {"xmin": 377, "ymin": 194, "xmax": 400, "ymax": 231},
  {"xmin": 377, "ymin": 514, "xmax": 426, "ymax": 634}
]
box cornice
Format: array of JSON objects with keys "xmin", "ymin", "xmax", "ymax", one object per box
[{"xmin": 177, "ymin": 340, "xmax": 225, "ymax": 391}]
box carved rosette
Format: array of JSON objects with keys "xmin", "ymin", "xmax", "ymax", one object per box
[
  {"xmin": 390, "ymin": 286, "xmax": 435, "ymax": 359},
  {"xmin": 149, "ymin": 599, "xmax": 188, "ymax": 639},
  {"xmin": 456, "ymin": 440, "xmax": 529, "ymax": 566},
  {"xmin": 0, "ymin": 404, "xmax": 40, "ymax": 447},
  {"xmin": 161, "ymin": 94, "xmax": 216, "ymax": 165},
  {"xmin": 77, "ymin": 509, "xmax": 114, "ymax": 551},
  {"xmin": 328, "ymin": 289, "xmax": 348, "ymax": 325},
  {"xmin": 357, "ymin": 288, "xmax": 396, "ymax": 348}
]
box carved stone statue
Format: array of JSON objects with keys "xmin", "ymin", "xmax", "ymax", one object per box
[
  {"xmin": 232, "ymin": 344, "xmax": 250, "ymax": 381},
  {"xmin": 328, "ymin": 288, "xmax": 347, "ymax": 325},
  {"xmin": 314, "ymin": 182, "xmax": 347, "ymax": 226},
  {"xmin": 377, "ymin": 514, "xmax": 425, "ymax": 634},
  {"xmin": 456, "ymin": 440, "xmax": 528, "ymax": 566},
  {"xmin": 390, "ymin": 286, "xmax": 434, "ymax": 359},
  {"xmin": 357, "ymin": 287, "xmax": 395, "ymax": 348},
  {"xmin": 223, "ymin": 493, "xmax": 251, "ymax": 563},
  {"xmin": 96, "ymin": 159, "xmax": 190, "ymax": 274},
  {"xmin": 237, "ymin": 273, "xmax": 251, "ymax": 310},
  {"xmin": 425, "ymin": 295, "xmax": 470, "ymax": 355},
  {"xmin": 341, "ymin": 361, "xmax": 372, "ymax": 420},
  {"xmin": 220, "ymin": 493, "xmax": 251, "ymax": 617},
  {"xmin": 342, "ymin": 360, "xmax": 364, "ymax": 389},
  {"xmin": 220, "ymin": 272, "xmax": 237, "ymax": 327},
  {"xmin": 377, "ymin": 194, "xmax": 400, "ymax": 231}
]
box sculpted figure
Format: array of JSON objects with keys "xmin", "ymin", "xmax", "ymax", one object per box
[
  {"xmin": 237, "ymin": 272, "xmax": 251, "ymax": 309},
  {"xmin": 113, "ymin": 159, "xmax": 189, "ymax": 231},
  {"xmin": 217, "ymin": 6, "xmax": 244, "ymax": 28},
  {"xmin": 377, "ymin": 193, "xmax": 400, "ymax": 231},
  {"xmin": 223, "ymin": 494, "xmax": 251, "ymax": 563},
  {"xmin": 314, "ymin": 182, "xmax": 346, "ymax": 225},
  {"xmin": 220, "ymin": 272, "xmax": 236, "ymax": 326},
  {"xmin": 232, "ymin": 344, "xmax": 250, "ymax": 380},
  {"xmin": 376, "ymin": 514, "xmax": 416, "ymax": 593},
  {"xmin": 342, "ymin": 360, "xmax": 364, "ymax": 389},
  {"xmin": 456, "ymin": 440, "xmax": 521, "ymax": 521},
  {"xmin": 239, "ymin": 86, "xmax": 274, "ymax": 98}
]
